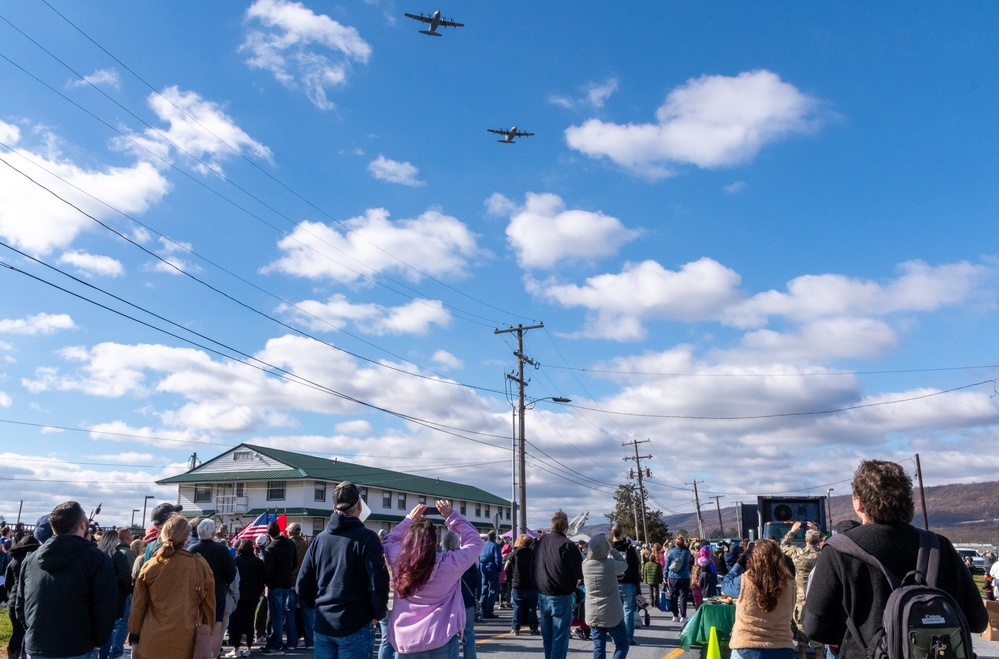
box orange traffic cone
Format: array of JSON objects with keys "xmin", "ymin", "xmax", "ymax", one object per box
[{"xmin": 707, "ymin": 626, "xmax": 722, "ymax": 659}]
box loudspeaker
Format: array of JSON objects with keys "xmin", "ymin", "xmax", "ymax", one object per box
[{"xmin": 760, "ymin": 498, "xmax": 823, "ymax": 524}]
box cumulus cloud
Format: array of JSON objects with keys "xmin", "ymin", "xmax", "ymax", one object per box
[
  {"xmin": 119, "ymin": 87, "xmax": 271, "ymax": 175},
  {"xmin": 565, "ymin": 70, "xmax": 824, "ymax": 178},
  {"xmin": 147, "ymin": 237, "xmax": 201, "ymax": 275},
  {"xmin": 68, "ymin": 68, "xmax": 121, "ymax": 90},
  {"xmin": 279, "ymin": 294, "xmax": 451, "ymax": 335},
  {"xmin": 58, "ymin": 250, "xmax": 124, "ymax": 277},
  {"xmin": 549, "ymin": 77, "xmax": 619, "ymax": 109},
  {"xmin": 0, "ymin": 391, "xmax": 10, "ymax": 407},
  {"xmin": 532, "ymin": 258, "xmax": 742, "ymax": 340},
  {"xmin": 0, "ymin": 312, "xmax": 76, "ymax": 335},
  {"xmin": 241, "ymin": 0, "xmax": 372, "ymax": 110},
  {"xmin": 497, "ymin": 193, "xmax": 640, "ymax": 269},
  {"xmin": 0, "ymin": 120, "xmax": 170, "ymax": 255},
  {"xmin": 368, "ymin": 155, "xmax": 424, "ymax": 186},
  {"xmin": 263, "ymin": 208, "xmax": 480, "ymax": 283},
  {"xmin": 431, "ymin": 350, "xmax": 463, "ymax": 370}
]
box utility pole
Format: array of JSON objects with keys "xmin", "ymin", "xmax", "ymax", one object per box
[
  {"xmin": 495, "ymin": 322, "xmax": 543, "ymax": 535},
  {"xmin": 623, "ymin": 438, "xmax": 652, "ymax": 544},
  {"xmin": 915, "ymin": 453, "xmax": 929, "ymax": 531},
  {"xmin": 687, "ymin": 480, "xmax": 705, "ymax": 539},
  {"xmin": 735, "ymin": 501, "xmax": 742, "ymax": 539},
  {"xmin": 710, "ymin": 495, "xmax": 725, "ymax": 537}
]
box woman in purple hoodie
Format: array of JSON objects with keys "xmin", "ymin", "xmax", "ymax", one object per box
[{"xmin": 383, "ymin": 500, "xmax": 484, "ymax": 658}]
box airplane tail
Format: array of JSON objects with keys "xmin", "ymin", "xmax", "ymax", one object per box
[{"xmin": 419, "ymin": 30, "xmax": 442, "ymax": 37}]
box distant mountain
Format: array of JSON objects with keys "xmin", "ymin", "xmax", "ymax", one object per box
[{"xmin": 586, "ymin": 480, "xmax": 999, "ymax": 546}]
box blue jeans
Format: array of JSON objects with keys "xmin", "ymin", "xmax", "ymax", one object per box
[
  {"xmin": 480, "ymin": 571, "xmax": 499, "ymax": 617},
  {"xmin": 731, "ymin": 649, "xmax": 795, "ymax": 659},
  {"xmin": 511, "ymin": 587, "xmax": 538, "ymax": 631},
  {"xmin": 98, "ymin": 594, "xmax": 131, "ymax": 659},
  {"xmin": 267, "ymin": 587, "xmax": 297, "ymax": 649},
  {"xmin": 538, "ymin": 593, "xmax": 573, "ymax": 659},
  {"xmin": 379, "ymin": 617, "xmax": 393, "ymax": 659},
  {"xmin": 591, "ymin": 618, "xmax": 630, "ymax": 659},
  {"xmin": 462, "ymin": 605, "xmax": 477, "ymax": 659},
  {"xmin": 617, "ymin": 582, "xmax": 636, "ymax": 643},
  {"xmin": 668, "ymin": 578, "xmax": 690, "ymax": 618},
  {"xmin": 315, "ymin": 624, "xmax": 375, "ymax": 659},
  {"xmin": 301, "ymin": 602, "xmax": 315, "ymax": 647},
  {"xmin": 397, "ymin": 635, "xmax": 459, "ymax": 659},
  {"xmin": 29, "ymin": 653, "xmax": 96, "ymax": 659}
]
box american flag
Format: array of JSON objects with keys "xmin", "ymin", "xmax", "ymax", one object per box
[{"xmin": 232, "ymin": 512, "xmax": 274, "ymax": 543}]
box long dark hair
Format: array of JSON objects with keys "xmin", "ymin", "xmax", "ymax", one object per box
[
  {"xmin": 392, "ymin": 518, "xmax": 438, "ymax": 599},
  {"xmin": 745, "ymin": 539, "xmax": 792, "ymax": 612}
]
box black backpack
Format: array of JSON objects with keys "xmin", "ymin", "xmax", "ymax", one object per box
[{"xmin": 825, "ymin": 530, "xmax": 975, "ymax": 659}]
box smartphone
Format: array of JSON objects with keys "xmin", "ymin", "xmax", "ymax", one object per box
[{"xmin": 426, "ymin": 507, "xmax": 440, "ymax": 516}]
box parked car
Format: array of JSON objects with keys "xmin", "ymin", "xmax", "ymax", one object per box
[{"xmin": 955, "ymin": 548, "xmax": 987, "ymax": 574}]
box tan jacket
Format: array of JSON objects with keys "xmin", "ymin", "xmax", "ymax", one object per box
[
  {"xmin": 730, "ymin": 572, "xmax": 795, "ymax": 650},
  {"xmin": 129, "ymin": 549, "xmax": 216, "ymax": 659}
]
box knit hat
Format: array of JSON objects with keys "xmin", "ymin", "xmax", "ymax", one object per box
[{"xmin": 33, "ymin": 514, "xmax": 53, "ymax": 543}]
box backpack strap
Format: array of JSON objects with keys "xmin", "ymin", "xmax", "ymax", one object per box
[
  {"xmin": 824, "ymin": 533, "xmax": 901, "ymax": 589},
  {"xmin": 914, "ymin": 529, "xmax": 941, "ymax": 587}
]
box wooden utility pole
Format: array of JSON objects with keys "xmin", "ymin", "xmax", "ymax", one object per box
[
  {"xmin": 687, "ymin": 480, "xmax": 705, "ymax": 538},
  {"xmin": 711, "ymin": 494, "xmax": 725, "ymax": 537},
  {"xmin": 915, "ymin": 453, "xmax": 929, "ymax": 530},
  {"xmin": 623, "ymin": 438, "xmax": 652, "ymax": 544},
  {"xmin": 495, "ymin": 322, "xmax": 543, "ymax": 535}
]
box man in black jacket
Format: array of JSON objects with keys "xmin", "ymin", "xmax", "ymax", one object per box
[
  {"xmin": 14, "ymin": 501, "xmax": 118, "ymax": 658},
  {"xmin": 262, "ymin": 521, "xmax": 298, "ymax": 654},
  {"xmin": 803, "ymin": 460, "xmax": 988, "ymax": 659},
  {"xmin": 533, "ymin": 510, "xmax": 584, "ymax": 659},
  {"xmin": 296, "ymin": 482, "xmax": 389, "ymax": 659}
]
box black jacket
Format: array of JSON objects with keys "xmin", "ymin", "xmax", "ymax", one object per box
[
  {"xmin": 612, "ymin": 538, "xmax": 642, "ymax": 587},
  {"xmin": 236, "ymin": 553, "xmax": 266, "ymax": 603},
  {"xmin": 263, "ymin": 535, "xmax": 297, "ymax": 589},
  {"xmin": 191, "ymin": 539, "xmax": 238, "ymax": 622},
  {"xmin": 108, "ymin": 549, "xmax": 133, "ymax": 619},
  {"xmin": 460, "ymin": 562, "xmax": 481, "ymax": 609},
  {"xmin": 295, "ymin": 513, "xmax": 389, "ymax": 637},
  {"xmin": 15, "ymin": 534, "xmax": 118, "ymax": 657},
  {"xmin": 533, "ymin": 532, "xmax": 583, "ymax": 597},
  {"xmin": 802, "ymin": 523, "xmax": 988, "ymax": 659},
  {"xmin": 5, "ymin": 536, "xmax": 40, "ymax": 610},
  {"xmin": 505, "ymin": 546, "xmax": 536, "ymax": 590}
]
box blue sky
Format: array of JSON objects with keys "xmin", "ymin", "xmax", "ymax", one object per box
[{"xmin": 1, "ymin": 1, "xmax": 997, "ymax": 529}]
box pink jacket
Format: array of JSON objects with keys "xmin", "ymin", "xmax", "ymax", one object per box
[{"xmin": 383, "ymin": 512, "xmax": 483, "ymax": 653}]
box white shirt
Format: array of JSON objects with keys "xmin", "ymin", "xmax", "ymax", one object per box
[{"xmin": 990, "ymin": 560, "xmax": 999, "ymax": 580}]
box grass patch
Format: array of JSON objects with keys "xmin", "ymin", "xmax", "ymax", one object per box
[{"xmin": 0, "ymin": 606, "xmax": 11, "ymax": 644}]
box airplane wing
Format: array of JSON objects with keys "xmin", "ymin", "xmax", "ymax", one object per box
[
  {"xmin": 404, "ymin": 13, "xmax": 433, "ymax": 24},
  {"xmin": 513, "ymin": 131, "xmax": 535, "ymax": 138},
  {"xmin": 486, "ymin": 129, "xmax": 508, "ymax": 136},
  {"xmin": 439, "ymin": 19, "xmax": 464, "ymax": 28}
]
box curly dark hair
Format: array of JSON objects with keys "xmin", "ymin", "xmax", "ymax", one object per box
[
  {"xmin": 392, "ymin": 518, "xmax": 438, "ymax": 599},
  {"xmin": 852, "ymin": 459, "xmax": 914, "ymax": 525},
  {"xmin": 745, "ymin": 539, "xmax": 792, "ymax": 612}
]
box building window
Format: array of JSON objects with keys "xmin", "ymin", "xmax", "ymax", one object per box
[
  {"xmin": 313, "ymin": 517, "xmax": 325, "ymax": 536},
  {"xmin": 235, "ymin": 483, "xmax": 244, "ymax": 498},
  {"xmin": 267, "ymin": 481, "xmax": 286, "ymax": 501},
  {"xmin": 383, "ymin": 491, "xmax": 392, "ymax": 509},
  {"xmin": 475, "ymin": 503, "xmax": 481, "ymax": 517},
  {"xmin": 397, "ymin": 493, "xmax": 407, "ymax": 510},
  {"xmin": 506, "ymin": 507, "xmax": 510, "ymax": 520},
  {"xmin": 194, "ymin": 484, "xmax": 212, "ymax": 503},
  {"xmin": 314, "ymin": 481, "xmax": 327, "ymax": 502},
  {"xmin": 233, "ymin": 450, "xmax": 252, "ymax": 461},
  {"xmin": 484, "ymin": 504, "xmax": 490, "ymax": 518},
  {"xmin": 359, "ymin": 487, "xmax": 368, "ymax": 502},
  {"xmin": 460, "ymin": 501, "xmax": 466, "ymax": 516},
  {"xmin": 418, "ymin": 496, "xmax": 427, "ymax": 506}
]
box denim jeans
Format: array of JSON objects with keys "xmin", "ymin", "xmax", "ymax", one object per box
[
  {"xmin": 315, "ymin": 624, "xmax": 375, "ymax": 659},
  {"xmin": 537, "ymin": 593, "xmax": 573, "ymax": 659},
  {"xmin": 668, "ymin": 578, "xmax": 691, "ymax": 618},
  {"xmin": 28, "ymin": 653, "xmax": 96, "ymax": 659},
  {"xmin": 731, "ymin": 649, "xmax": 795, "ymax": 659},
  {"xmin": 480, "ymin": 571, "xmax": 499, "ymax": 617},
  {"xmin": 591, "ymin": 618, "xmax": 630, "ymax": 659},
  {"xmin": 617, "ymin": 582, "xmax": 636, "ymax": 643},
  {"xmin": 378, "ymin": 617, "xmax": 393, "ymax": 659},
  {"xmin": 511, "ymin": 587, "xmax": 538, "ymax": 631},
  {"xmin": 267, "ymin": 587, "xmax": 297, "ymax": 649},
  {"xmin": 397, "ymin": 635, "xmax": 459, "ymax": 659},
  {"xmin": 98, "ymin": 594, "xmax": 131, "ymax": 659},
  {"xmin": 300, "ymin": 602, "xmax": 315, "ymax": 648},
  {"xmin": 462, "ymin": 606, "xmax": 476, "ymax": 659}
]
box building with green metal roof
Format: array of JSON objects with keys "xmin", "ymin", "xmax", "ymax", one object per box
[{"xmin": 157, "ymin": 443, "xmax": 512, "ymax": 537}]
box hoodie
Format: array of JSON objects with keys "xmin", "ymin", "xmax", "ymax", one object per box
[
  {"xmin": 5, "ymin": 535, "xmax": 40, "ymax": 609},
  {"xmin": 16, "ymin": 534, "xmax": 118, "ymax": 657}
]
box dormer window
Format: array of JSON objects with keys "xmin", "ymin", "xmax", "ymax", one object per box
[{"xmin": 233, "ymin": 450, "xmax": 253, "ymax": 461}]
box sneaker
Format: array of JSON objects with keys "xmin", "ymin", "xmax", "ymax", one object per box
[
  {"xmin": 260, "ymin": 649, "xmax": 284, "ymax": 656},
  {"xmin": 679, "ymin": 616, "xmax": 687, "ymax": 623},
  {"xmin": 512, "ymin": 628, "xmax": 520, "ymax": 636},
  {"xmin": 241, "ymin": 651, "xmax": 252, "ymax": 657},
  {"xmin": 223, "ymin": 651, "xmax": 239, "ymax": 659},
  {"xmin": 672, "ymin": 616, "xmax": 679, "ymax": 622}
]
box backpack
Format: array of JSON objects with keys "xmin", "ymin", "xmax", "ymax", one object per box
[{"xmin": 825, "ymin": 530, "xmax": 975, "ymax": 659}]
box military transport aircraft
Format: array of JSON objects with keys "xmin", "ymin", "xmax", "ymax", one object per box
[
  {"xmin": 487, "ymin": 127, "xmax": 535, "ymax": 143},
  {"xmin": 404, "ymin": 10, "xmax": 464, "ymax": 36}
]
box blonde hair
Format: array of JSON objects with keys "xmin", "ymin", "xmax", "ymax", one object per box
[
  {"xmin": 158, "ymin": 514, "xmax": 190, "ymax": 558},
  {"xmin": 515, "ymin": 533, "xmax": 533, "ymax": 549}
]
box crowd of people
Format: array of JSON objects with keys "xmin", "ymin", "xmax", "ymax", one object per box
[{"xmin": 0, "ymin": 460, "xmax": 994, "ymax": 659}]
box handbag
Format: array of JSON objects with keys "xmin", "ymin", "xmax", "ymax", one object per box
[
  {"xmin": 192, "ymin": 556, "xmax": 214, "ymax": 659},
  {"xmin": 668, "ymin": 551, "xmax": 686, "ymax": 574}
]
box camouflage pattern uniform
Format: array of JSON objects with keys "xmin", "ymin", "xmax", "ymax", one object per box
[{"xmin": 781, "ymin": 530, "xmax": 822, "ymax": 659}]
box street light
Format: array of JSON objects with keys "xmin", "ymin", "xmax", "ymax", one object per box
[
  {"xmin": 826, "ymin": 488, "xmax": 835, "ymax": 528},
  {"xmin": 131, "ymin": 509, "xmax": 140, "ymax": 527},
  {"xmin": 512, "ymin": 395, "xmax": 570, "ymax": 535},
  {"xmin": 141, "ymin": 495, "xmax": 155, "ymax": 528}
]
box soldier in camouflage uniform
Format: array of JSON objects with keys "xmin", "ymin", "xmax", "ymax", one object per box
[{"xmin": 781, "ymin": 521, "xmax": 824, "ymax": 659}]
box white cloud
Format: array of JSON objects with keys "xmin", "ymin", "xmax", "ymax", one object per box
[
  {"xmin": 68, "ymin": 68, "xmax": 121, "ymax": 90},
  {"xmin": 148, "ymin": 237, "xmax": 201, "ymax": 275},
  {"xmin": 119, "ymin": 87, "xmax": 272, "ymax": 175},
  {"xmin": 263, "ymin": 208, "xmax": 480, "ymax": 283},
  {"xmin": 241, "ymin": 0, "xmax": 372, "ymax": 110},
  {"xmin": 549, "ymin": 78, "xmax": 619, "ymax": 110},
  {"xmin": 565, "ymin": 70, "xmax": 824, "ymax": 178},
  {"xmin": 723, "ymin": 181, "xmax": 747, "ymax": 194},
  {"xmin": 58, "ymin": 250, "xmax": 124, "ymax": 277},
  {"xmin": 503, "ymin": 192, "xmax": 640, "ymax": 269},
  {"xmin": 532, "ymin": 258, "xmax": 741, "ymax": 340},
  {"xmin": 431, "ymin": 350, "xmax": 463, "ymax": 370},
  {"xmin": 368, "ymin": 155, "xmax": 424, "ymax": 186},
  {"xmin": 0, "ymin": 391, "xmax": 10, "ymax": 407},
  {"xmin": 484, "ymin": 193, "xmax": 517, "ymax": 217},
  {"xmin": 279, "ymin": 294, "xmax": 451, "ymax": 335},
  {"xmin": 0, "ymin": 313, "xmax": 76, "ymax": 335},
  {"xmin": 0, "ymin": 120, "xmax": 171, "ymax": 255},
  {"xmin": 90, "ymin": 452, "xmax": 156, "ymax": 463}
]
